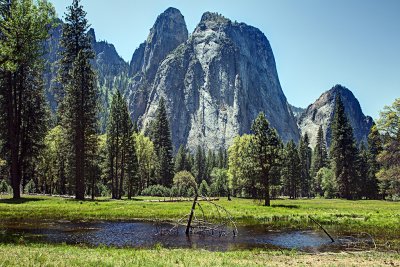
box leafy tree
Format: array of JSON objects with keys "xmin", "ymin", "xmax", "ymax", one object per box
[
  {"xmin": 173, "ymin": 170, "xmax": 197, "ymax": 196},
  {"xmin": 0, "ymin": 0, "xmax": 55, "ymax": 198},
  {"xmin": 251, "ymin": 112, "xmax": 281, "ymax": 206},
  {"xmin": 318, "ymin": 167, "xmax": 337, "ymax": 198},
  {"xmin": 135, "ymin": 132, "xmax": 156, "ymax": 191},
  {"xmin": 330, "ymin": 94, "xmax": 359, "ymax": 199},
  {"xmin": 376, "ymin": 98, "xmax": 400, "ymax": 198},
  {"xmin": 152, "ymin": 97, "xmax": 173, "ymax": 186},
  {"xmin": 281, "ymin": 140, "xmax": 300, "ymax": 198},
  {"xmin": 298, "ymin": 133, "xmax": 312, "ymax": 197},
  {"xmin": 228, "ymin": 134, "xmax": 258, "ymax": 197},
  {"xmin": 36, "ymin": 126, "xmax": 65, "ymax": 194}
]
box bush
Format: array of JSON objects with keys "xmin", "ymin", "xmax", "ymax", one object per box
[{"xmin": 141, "ymin": 185, "xmax": 171, "ymax": 197}]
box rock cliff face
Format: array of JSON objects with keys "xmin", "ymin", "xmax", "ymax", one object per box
[
  {"xmin": 132, "ymin": 11, "xmax": 300, "ymax": 151},
  {"xmin": 298, "ymin": 85, "xmax": 373, "ymax": 148},
  {"xmin": 127, "ymin": 7, "xmax": 189, "ymax": 121},
  {"xmin": 43, "ymin": 25, "xmax": 129, "ymax": 130}
]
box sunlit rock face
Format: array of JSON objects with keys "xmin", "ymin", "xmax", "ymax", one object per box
[{"xmin": 130, "ymin": 10, "xmax": 299, "ymax": 151}]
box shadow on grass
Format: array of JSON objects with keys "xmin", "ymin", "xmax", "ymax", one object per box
[
  {"xmin": 62, "ymin": 197, "xmax": 144, "ymax": 203},
  {"xmin": 271, "ymin": 204, "xmax": 300, "ymax": 209},
  {"xmin": 0, "ymin": 197, "xmax": 46, "ymax": 204}
]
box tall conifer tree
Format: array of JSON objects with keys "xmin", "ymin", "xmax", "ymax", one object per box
[
  {"xmin": 0, "ymin": 0, "xmax": 55, "ymax": 198},
  {"xmin": 366, "ymin": 124, "xmax": 381, "ymax": 199},
  {"xmin": 330, "ymin": 94, "xmax": 358, "ymax": 199},
  {"xmin": 298, "ymin": 133, "xmax": 312, "ymax": 197},
  {"xmin": 281, "ymin": 140, "xmax": 300, "ymax": 198},
  {"xmin": 60, "ymin": 0, "xmax": 98, "ymax": 200},
  {"xmin": 311, "ymin": 126, "xmax": 328, "ymax": 178},
  {"xmin": 251, "ymin": 112, "xmax": 281, "ymax": 206},
  {"xmin": 152, "ymin": 97, "xmax": 173, "ymax": 186}
]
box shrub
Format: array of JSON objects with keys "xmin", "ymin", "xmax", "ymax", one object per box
[{"xmin": 141, "ymin": 185, "xmax": 171, "ymax": 197}]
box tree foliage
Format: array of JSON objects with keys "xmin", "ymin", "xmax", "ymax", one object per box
[
  {"xmin": 0, "ymin": 0, "xmax": 55, "ymax": 199},
  {"xmin": 330, "ymin": 94, "xmax": 359, "ymax": 199},
  {"xmin": 376, "ymin": 98, "xmax": 400, "ymax": 198},
  {"xmin": 251, "ymin": 112, "xmax": 282, "ymax": 206}
]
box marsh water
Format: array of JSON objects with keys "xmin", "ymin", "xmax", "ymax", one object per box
[{"xmin": 0, "ymin": 220, "xmax": 354, "ymax": 251}]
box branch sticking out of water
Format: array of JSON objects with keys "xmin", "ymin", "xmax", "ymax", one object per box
[{"xmin": 309, "ymin": 215, "xmax": 335, "ymax": 243}]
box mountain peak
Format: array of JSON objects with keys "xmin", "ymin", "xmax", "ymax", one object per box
[
  {"xmin": 298, "ymin": 85, "xmax": 373, "ymax": 148},
  {"xmin": 138, "ymin": 7, "xmax": 188, "ymax": 80}
]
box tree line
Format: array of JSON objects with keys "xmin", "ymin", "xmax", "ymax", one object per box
[{"xmin": 0, "ymin": 0, "xmax": 399, "ymax": 203}]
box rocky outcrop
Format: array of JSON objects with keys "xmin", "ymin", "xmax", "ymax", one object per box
[
  {"xmin": 127, "ymin": 7, "xmax": 189, "ymax": 122},
  {"xmin": 289, "ymin": 104, "xmax": 306, "ymax": 122},
  {"xmin": 298, "ymin": 85, "xmax": 373, "ymax": 148},
  {"xmin": 136, "ymin": 11, "xmax": 300, "ymax": 151}
]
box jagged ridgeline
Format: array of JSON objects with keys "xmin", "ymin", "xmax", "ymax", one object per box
[
  {"xmin": 43, "ymin": 8, "xmax": 372, "ymax": 152},
  {"xmin": 128, "ymin": 8, "xmax": 300, "ymax": 151},
  {"xmin": 43, "ymin": 19, "xmax": 129, "ymax": 131}
]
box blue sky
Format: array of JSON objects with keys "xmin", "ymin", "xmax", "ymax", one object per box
[{"xmin": 51, "ymin": 0, "xmax": 400, "ymax": 120}]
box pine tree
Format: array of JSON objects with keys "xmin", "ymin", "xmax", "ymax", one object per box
[
  {"xmin": 57, "ymin": 0, "xmax": 93, "ymax": 108},
  {"xmin": 62, "ymin": 50, "xmax": 98, "ymax": 200},
  {"xmin": 0, "ymin": 0, "xmax": 55, "ymax": 199},
  {"xmin": 357, "ymin": 142, "xmax": 369, "ymax": 199},
  {"xmin": 281, "ymin": 140, "xmax": 300, "ymax": 198},
  {"xmin": 152, "ymin": 97, "xmax": 173, "ymax": 186},
  {"xmin": 366, "ymin": 124, "xmax": 381, "ymax": 199},
  {"xmin": 193, "ymin": 145, "xmax": 205, "ymax": 184},
  {"xmin": 59, "ymin": 0, "xmax": 97, "ymax": 200},
  {"xmin": 106, "ymin": 91, "xmax": 135, "ymax": 199},
  {"xmin": 330, "ymin": 94, "xmax": 359, "ymax": 199},
  {"xmin": 125, "ymin": 130, "xmax": 138, "ymax": 199},
  {"xmin": 298, "ymin": 133, "xmax": 312, "ymax": 197},
  {"xmin": 174, "ymin": 145, "xmax": 189, "ymax": 173},
  {"xmin": 311, "ymin": 126, "xmax": 328, "ymax": 178},
  {"xmin": 251, "ymin": 112, "xmax": 281, "ymax": 206}
]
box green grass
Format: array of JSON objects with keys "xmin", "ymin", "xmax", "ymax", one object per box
[
  {"xmin": 1, "ymin": 195, "xmax": 400, "ymax": 238},
  {"xmin": 0, "ymin": 243, "xmax": 399, "ymax": 267}
]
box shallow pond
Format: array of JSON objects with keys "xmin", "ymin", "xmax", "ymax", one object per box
[{"xmin": 0, "ymin": 220, "xmax": 360, "ymax": 251}]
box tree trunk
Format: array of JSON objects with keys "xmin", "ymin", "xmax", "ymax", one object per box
[
  {"xmin": 264, "ymin": 174, "xmax": 270, "ymax": 206},
  {"xmin": 119, "ymin": 148, "xmax": 125, "ymax": 199}
]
